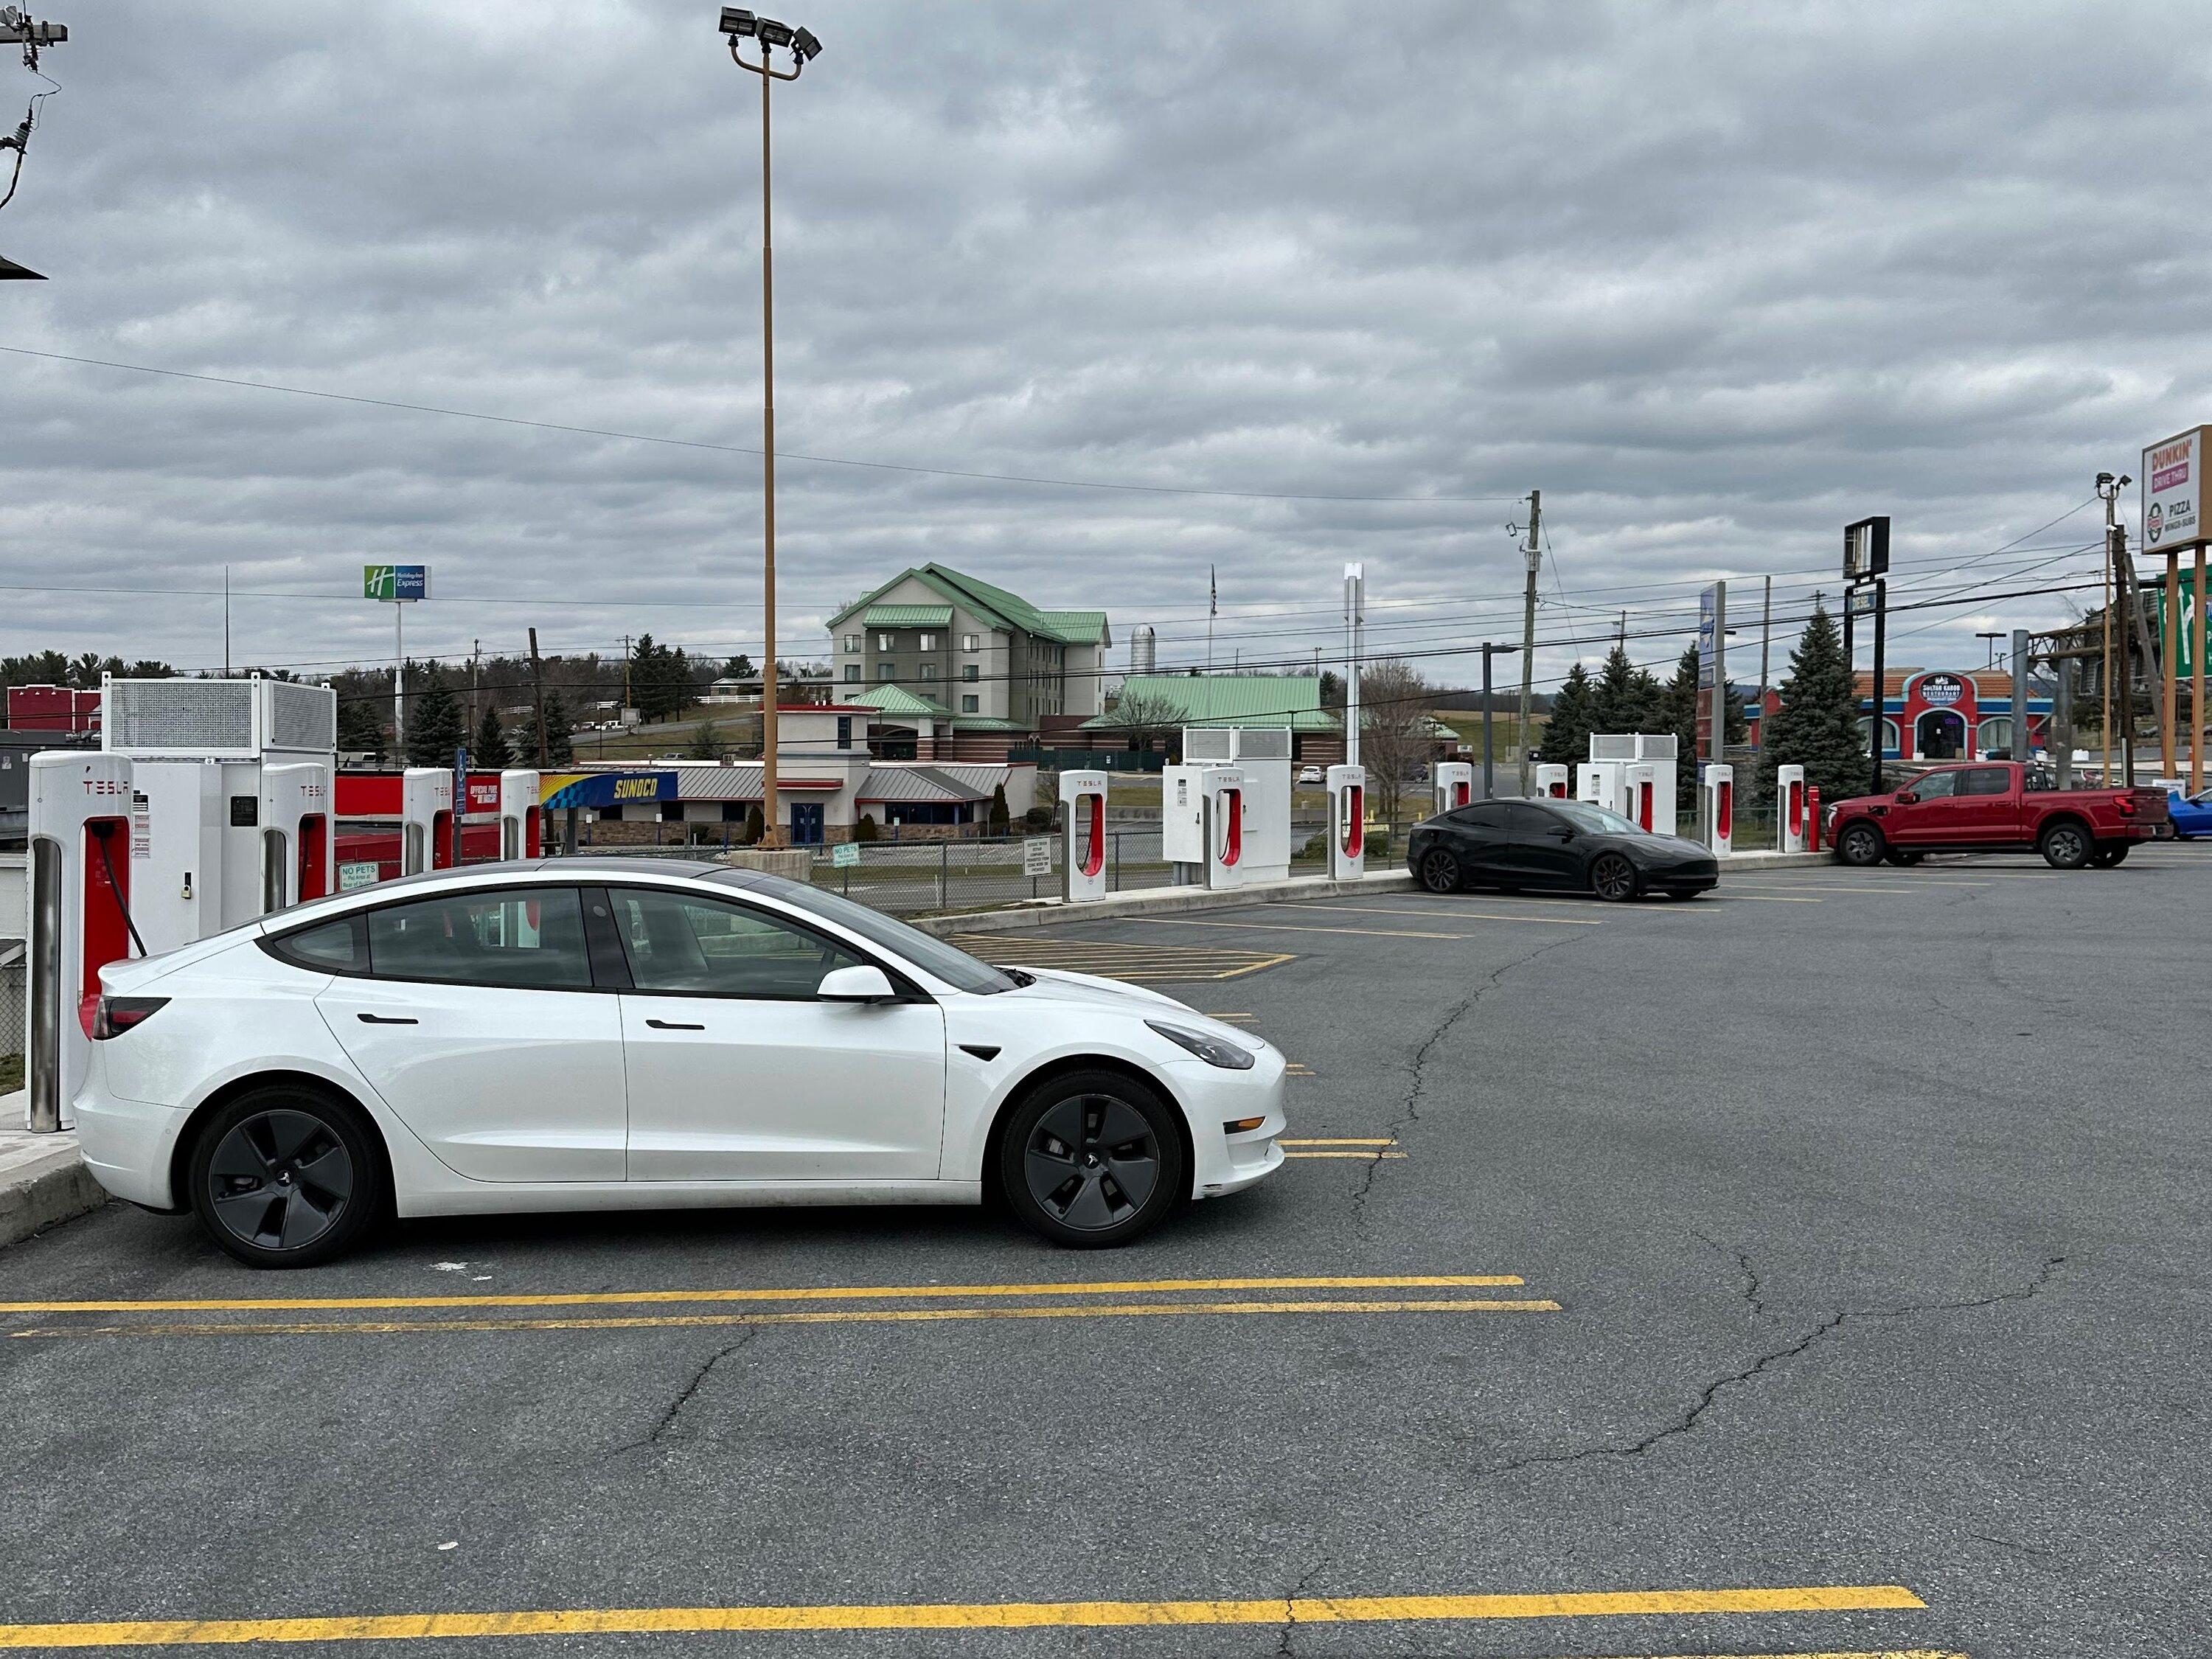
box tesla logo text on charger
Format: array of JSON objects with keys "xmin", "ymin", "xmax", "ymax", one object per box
[{"xmin": 79, "ymin": 778, "xmax": 126, "ymax": 796}]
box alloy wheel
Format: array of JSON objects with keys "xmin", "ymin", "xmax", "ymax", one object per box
[
  {"xmin": 206, "ymin": 1108, "xmax": 355, "ymax": 1253},
  {"xmin": 1591, "ymin": 853, "xmax": 1637, "ymax": 901},
  {"xmin": 1023, "ymin": 1093, "xmax": 1161, "ymax": 1234},
  {"xmin": 1419, "ymin": 849, "xmax": 1461, "ymax": 892}
]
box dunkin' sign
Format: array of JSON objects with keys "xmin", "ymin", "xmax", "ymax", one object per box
[{"xmin": 2143, "ymin": 428, "xmax": 2204, "ymax": 548}]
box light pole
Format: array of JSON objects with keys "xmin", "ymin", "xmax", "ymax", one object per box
[
  {"xmin": 719, "ymin": 7, "xmax": 821, "ymax": 848},
  {"xmin": 1480, "ymin": 642, "xmax": 1518, "ymax": 800}
]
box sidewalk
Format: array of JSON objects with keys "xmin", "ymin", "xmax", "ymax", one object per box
[{"xmin": 0, "ymin": 1094, "xmax": 108, "ymax": 1248}]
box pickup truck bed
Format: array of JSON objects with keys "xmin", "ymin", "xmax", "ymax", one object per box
[{"xmin": 1826, "ymin": 762, "xmax": 2168, "ymax": 869}]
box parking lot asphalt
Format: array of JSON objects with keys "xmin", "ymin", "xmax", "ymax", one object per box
[{"xmin": 1, "ymin": 846, "xmax": 2205, "ymax": 1658}]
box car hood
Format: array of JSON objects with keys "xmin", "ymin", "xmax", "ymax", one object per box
[
  {"xmin": 1630, "ymin": 832, "xmax": 1714, "ymax": 861},
  {"xmin": 1004, "ymin": 965, "xmax": 1191, "ymax": 1012}
]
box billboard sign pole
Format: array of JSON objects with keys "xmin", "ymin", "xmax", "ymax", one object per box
[
  {"xmin": 365, "ymin": 566, "xmax": 432, "ymax": 754},
  {"xmin": 1844, "ymin": 518, "xmax": 1890, "ymax": 787}
]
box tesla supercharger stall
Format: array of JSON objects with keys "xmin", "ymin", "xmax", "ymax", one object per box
[
  {"xmin": 499, "ymin": 769, "xmax": 543, "ymax": 860},
  {"xmin": 1576, "ymin": 760, "xmax": 1624, "ymax": 816},
  {"xmin": 401, "ymin": 769, "xmax": 455, "ymax": 875},
  {"xmin": 25, "ymin": 751, "xmax": 139, "ymax": 1133},
  {"xmin": 258, "ymin": 761, "xmax": 334, "ymax": 911},
  {"xmin": 1622, "ymin": 761, "xmax": 1658, "ymax": 832},
  {"xmin": 1702, "ymin": 762, "xmax": 1735, "ymax": 857},
  {"xmin": 1326, "ymin": 764, "xmax": 1365, "ymax": 880},
  {"xmin": 1433, "ymin": 761, "xmax": 1474, "ymax": 817},
  {"xmin": 1058, "ymin": 769, "xmax": 1109, "ymax": 903},
  {"xmin": 1775, "ymin": 763, "xmax": 1808, "ymax": 852},
  {"xmin": 1200, "ymin": 765, "xmax": 1246, "ymax": 890},
  {"xmin": 1535, "ymin": 763, "xmax": 1570, "ymax": 799}
]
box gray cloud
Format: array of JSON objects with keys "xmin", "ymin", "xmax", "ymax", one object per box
[{"xmin": 0, "ymin": 0, "xmax": 2202, "ymax": 692}]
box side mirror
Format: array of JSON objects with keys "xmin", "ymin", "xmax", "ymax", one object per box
[
  {"xmin": 1896, "ymin": 790, "xmax": 1919, "ymax": 805},
  {"xmin": 818, "ymin": 964, "xmax": 897, "ymax": 1003},
  {"xmin": 1548, "ymin": 825, "xmax": 1575, "ymax": 841}
]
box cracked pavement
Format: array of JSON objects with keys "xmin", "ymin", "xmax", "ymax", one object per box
[{"xmin": 1, "ymin": 849, "xmax": 2205, "ymax": 1658}]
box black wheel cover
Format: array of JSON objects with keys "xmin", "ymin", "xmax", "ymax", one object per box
[
  {"xmin": 1840, "ymin": 825, "xmax": 1883, "ymax": 866},
  {"xmin": 2042, "ymin": 824, "xmax": 2088, "ymax": 867},
  {"xmin": 1590, "ymin": 853, "xmax": 1637, "ymax": 901},
  {"xmin": 1022, "ymin": 1093, "xmax": 1162, "ymax": 1234},
  {"xmin": 204, "ymin": 1108, "xmax": 355, "ymax": 1253},
  {"xmin": 1419, "ymin": 849, "xmax": 1461, "ymax": 892}
]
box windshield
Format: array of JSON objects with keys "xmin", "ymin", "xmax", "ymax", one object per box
[
  {"xmin": 709, "ymin": 871, "xmax": 1018, "ymax": 994},
  {"xmin": 1550, "ymin": 800, "xmax": 1642, "ymax": 836}
]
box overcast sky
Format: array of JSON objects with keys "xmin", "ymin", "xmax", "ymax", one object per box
[{"xmin": 0, "ymin": 1, "xmax": 2202, "ymax": 697}]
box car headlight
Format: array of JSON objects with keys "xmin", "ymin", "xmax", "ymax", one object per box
[{"xmin": 1147, "ymin": 1020, "xmax": 1256, "ymax": 1070}]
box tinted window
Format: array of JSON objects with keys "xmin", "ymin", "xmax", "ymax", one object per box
[
  {"xmin": 704, "ymin": 871, "xmax": 1013, "ymax": 994},
  {"xmin": 366, "ymin": 887, "xmax": 592, "ymax": 990},
  {"xmin": 1504, "ymin": 803, "xmax": 1559, "ymax": 838},
  {"xmin": 614, "ymin": 889, "xmax": 864, "ymax": 999},
  {"xmin": 1447, "ymin": 804, "xmax": 1509, "ymax": 832},
  {"xmin": 270, "ymin": 916, "xmax": 364, "ymax": 973},
  {"xmin": 1912, "ymin": 771, "xmax": 1960, "ymax": 800},
  {"xmin": 1551, "ymin": 801, "xmax": 1638, "ymax": 836},
  {"xmin": 1960, "ymin": 768, "xmax": 2012, "ymax": 797}
]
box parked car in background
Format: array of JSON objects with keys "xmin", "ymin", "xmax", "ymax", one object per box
[
  {"xmin": 1826, "ymin": 761, "xmax": 2170, "ymax": 869},
  {"xmin": 1295, "ymin": 765, "xmax": 1324, "ymax": 785},
  {"xmin": 1409, "ymin": 798, "xmax": 1718, "ymax": 902},
  {"xmin": 2166, "ymin": 786, "xmax": 2212, "ymax": 839}
]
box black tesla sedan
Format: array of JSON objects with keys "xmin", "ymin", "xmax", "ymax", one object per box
[{"xmin": 1405, "ymin": 797, "xmax": 1719, "ymax": 901}]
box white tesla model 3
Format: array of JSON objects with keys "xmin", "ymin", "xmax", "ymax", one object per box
[{"xmin": 73, "ymin": 860, "xmax": 1288, "ymax": 1267}]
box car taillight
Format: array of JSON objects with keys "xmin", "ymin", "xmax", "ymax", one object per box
[
  {"xmin": 2115, "ymin": 796, "xmax": 2136, "ymax": 816},
  {"xmin": 91, "ymin": 995, "xmax": 169, "ymax": 1040}
]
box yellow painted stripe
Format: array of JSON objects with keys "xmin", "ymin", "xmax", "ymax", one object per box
[
  {"xmin": 9, "ymin": 1297, "xmax": 1560, "ymax": 1341},
  {"xmin": 1710, "ymin": 894, "xmax": 1824, "ymax": 903},
  {"xmin": 1267, "ymin": 902, "xmax": 1607, "ymax": 927},
  {"xmin": 0, "ymin": 1585, "xmax": 1929, "ymax": 1647},
  {"xmin": 1284, "ymin": 1151, "xmax": 1408, "ymax": 1161},
  {"xmin": 0, "ymin": 1273, "xmax": 1520, "ymax": 1316},
  {"xmin": 1279, "ymin": 1138, "xmax": 1397, "ymax": 1146},
  {"xmin": 1137, "ymin": 918, "xmax": 1466, "ymax": 939}
]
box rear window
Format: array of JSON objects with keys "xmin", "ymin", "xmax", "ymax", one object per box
[{"xmin": 267, "ymin": 916, "xmax": 365, "ymax": 973}]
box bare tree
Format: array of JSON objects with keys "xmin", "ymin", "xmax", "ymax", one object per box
[
  {"xmin": 1104, "ymin": 685, "xmax": 1182, "ymax": 753},
  {"xmin": 1356, "ymin": 657, "xmax": 1439, "ymax": 826}
]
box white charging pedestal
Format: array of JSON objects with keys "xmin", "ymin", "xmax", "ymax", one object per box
[
  {"xmin": 401, "ymin": 769, "xmax": 455, "ymax": 876},
  {"xmin": 1200, "ymin": 765, "xmax": 1248, "ymax": 890},
  {"xmin": 1433, "ymin": 761, "xmax": 1474, "ymax": 818},
  {"xmin": 1534, "ymin": 763, "xmax": 1570, "ymax": 799},
  {"xmin": 1702, "ymin": 763, "xmax": 1736, "ymax": 857},
  {"xmin": 1326, "ymin": 764, "xmax": 1366, "ymax": 880},
  {"xmin": 258, "ymin": 760, "xmax": 334, "ymax": 912},
  {"xmin": 1059, "ymin": 770, "xmax": 1109, "ymax": 902},
  {"xmin": 499, "ymin": 770, "xmax": 543, "ymax": 860},
  {"xmin": 1621, "ymin": 762, "xmax": 1658, "ymax": 832},
  {"xmin": 1775, "ymin": 764, "xmax": 1807, "ymax": 852},
  {"xmin": 25, "ymin": 751, "xmax": 136, "ymax": 1133}
]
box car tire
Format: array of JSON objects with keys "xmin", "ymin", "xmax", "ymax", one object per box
[
  {"xmin": 187, "ymin": 1085, "xmax": 388, "ymax": 1269},
  {"xmin": 1590, "ymin": 852, "xmax": 1639, "ymax": 902},
  {"xmin": 1837, "ymin": 823, "xmax": 1885, "ymax": 866},
  {"xmin": 2091, "ymin": 844, "xmax": 2131, "ymax": 868},
  {"xmin": 1418, "ymin": 848, "xmax": 1463, "ymax": 894},
  {"xmin": 2039, "ymin": 821, "xmax": 2091, "ymax": 869},
  {"xmin": 1883, "ymin": 849, "xmax": 1925, "ymax": 867},
  {"xmin": 998, "ymin": 1071, "xmax": 1189, "ymax": 1250}
]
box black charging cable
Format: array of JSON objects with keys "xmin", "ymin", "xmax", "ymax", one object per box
[{"xmin": 86, "ymin": 821, "xmax": 148, "ymax": 957}]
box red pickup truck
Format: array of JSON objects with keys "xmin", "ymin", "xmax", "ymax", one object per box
[{"xmin": 1827, "ymin": 762, "xmax": 2171, "ymax": 869}]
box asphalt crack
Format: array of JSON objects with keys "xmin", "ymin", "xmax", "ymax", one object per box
[
  {"xmin": 624, "ymin": 1331, "xmax": 759, "ymax": 1452},
  {"xmin": 1478, "ymin": 1253, "xmax": 2065, "ymax": 1476},
  {"xmin": 1349, "ymin": 932, "xmax": 1580, "ymax": 1233},
  {"xmin": 1275, "ymin": 1559, "xmax": 1322, "ymax": 1658}
]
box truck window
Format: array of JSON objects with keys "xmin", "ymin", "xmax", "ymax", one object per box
[
  {"xmin": 1911, "ymin": 771, "xmax": 1960, "ymax": 799},
  {"xmin": 1960, "ymin": 768, "xmax": 2012, "ymax": 796}
]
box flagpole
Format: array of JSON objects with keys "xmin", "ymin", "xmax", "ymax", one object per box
[{"xmin": 1208, "ymin": 566, "xmax": 1217, "ymax": 672}]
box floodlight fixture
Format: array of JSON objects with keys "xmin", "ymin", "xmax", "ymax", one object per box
[
  {"xmin": 755, "ymin": 16, "xmax": 793, "ymax": 47},
  {"xmin": 791, "ymin": 26, "xmax": 821, "ymax": 60},
  {"xmin": 717, "ymin": 8, "xmax": 757, "ymax": 36}
]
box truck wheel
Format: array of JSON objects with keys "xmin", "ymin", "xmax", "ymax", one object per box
[
  {"xmin": 1836, "ymin": 823, "xmax": 1885, "ymax": 867},
  {"xmin": 2091, "ymin": 844, "xmax": 2130, "ymax": 868},
  {"xmin": 1883, "ymin": 849, "xmax": 1925, "ymax": 867},
  {"xmin": 2039, "ymin": 821, "xmax": 2090, "ymax": 869}
]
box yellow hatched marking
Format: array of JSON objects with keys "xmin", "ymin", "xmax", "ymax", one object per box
[
  {"xmin": 944, "ymin": 934, "xmax": 1296, "ymax": 983},
  {"xmin": 1284, "ymin": 1152, "xmax": 1409, "ymax": 1161},
  {"xmin": 1134, "ymin": 917, "xmax": 1466, "ymax": 940},
  {"xmin": 9, "ymin": 1297, "xmax": 1561, "ymax": 1341},
  {"xmin": 0, "ymin": 1585, "xmax": 1929, "ymax": 1647},
  {"xmin": 1280, "ymin": 1138, "xmax": 1397, "ymax": 1147},
  {"xmin": 0, "ymin": 1273, "xmax": 1520, "ymax": 1316}
]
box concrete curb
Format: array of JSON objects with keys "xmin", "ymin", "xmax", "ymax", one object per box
[
  {"xmin": 1711, "ymin": 849, "xmax": 1830, "ymax": 872},
  {"xmin": 0, "ymin": 1099, "xmax": 108, "ymax": 1248},
  {"xmin": 908, "ymin": 869, "xmax": 1416, "ymax": 937}
]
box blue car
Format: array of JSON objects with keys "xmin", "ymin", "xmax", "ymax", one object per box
[{"xmin": 2167, "ymin": 787, "xmax": 2212, "ymax": 838}]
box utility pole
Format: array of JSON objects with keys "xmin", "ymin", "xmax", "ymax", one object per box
[
  {"xmin": 2114, "ymin": 522, "xmax": 2164, "ymax": 779},
  {"xmin": 2099, "ymin": 475, "xmax": 2117, "ymax": 783},
  {"xmin": 1517, "ymin": 489, "xmax": 1540, "ymax": 795},
  {"xmin": 223, "ymin": 566, "xmax": 231, "ymax": 676},
  {"xmin": 470, "ymin": 638, "xmax": 481, "ymax": 734},
  {"xmin": 1343, "ymin": 563, "xmax": 1364, "ymax": 769},
  {"xmin": 527, "ymin": 627, "xmax": 549, "ymax": 769},
  {"xmin": 1755, "ymin": 574, "xmax": 1772, "ymax": 754}
]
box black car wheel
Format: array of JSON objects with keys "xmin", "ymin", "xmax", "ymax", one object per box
[
  {"xmin": 998, "ymin": 1071, "xmax": 1188, "ymax": 1248},
  {"xmin": 1590, "ymin": 852, "xmax": 1638, "ymax": 902},
  {"xmin": 1418, "ymin": 848, "xmax": 1463, "ymax": 893},
  {"xmin": 1837, "ymin": 823, "xmax": 1885, "ymax": 866},
  {"xmin": 2091, "ymin": 844, "xmax": 2130, "ymax": 868},
  {"xmin": 1883, "ymin": 849, "xmax": 1925, "ymax": 866},
  {"xmin": 188, "ymin": 1085, "xmax": 387, "ymax": 1268},
  {"xmin": 2039, "ymin": 821, "xmax": 2090, "ymax": 869}
]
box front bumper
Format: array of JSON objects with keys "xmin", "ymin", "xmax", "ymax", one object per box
[
  {"xmin": 1642, "ymin": 860, "xmax": 1719, "ymax": 892},
  {"xmin": 1164, "ymin": 1045, "xmax": 1290, "ymax": 1200}
]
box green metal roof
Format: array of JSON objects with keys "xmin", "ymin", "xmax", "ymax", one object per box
[
  {"xmin": 848, "ymin": 684, "xmax": 950, "ymax": 717},
  {"xmin": 1040, "ymin": 610, "xmax": 1110, "ymax": 645},
  {"xmin": 860, "ymin": 604, "xmax": 953, "ymax": 629},
  {"xmin": 950, "ymin": 716, "xmax": 1027, "ymax": 733},
  {"xmin": 1081, "ymin": 675, "xmax": 1340, "ymax": 733}
]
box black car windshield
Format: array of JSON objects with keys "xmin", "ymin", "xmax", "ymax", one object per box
[
  {"xmin": 1549, "ymin": 800, "xmax": 1641, "ymax": 836},
  {"xmin": 706, "ymin": 871, "xmax": 1018, "ymax": 994}
]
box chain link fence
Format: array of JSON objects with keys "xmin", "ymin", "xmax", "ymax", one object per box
[{"xmin": 0, "ymin": 943, "xmax": 23, "ymax": 1061}]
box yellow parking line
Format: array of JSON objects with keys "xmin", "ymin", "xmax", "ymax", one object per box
[
  {"xmin": 1207, "ymin": 1012, "xmax": 1256, "ymax": 1021},
  {"xmin": 1284, "ymin": 1152, "xmax": 1408, "ymax": 1161},
  {"xmin": 0, "ymin": 1273, "xmax": 1521, "ymax": 1316},
  {"xmin": 0, "ymin": 1585, "xmax": 1927, "ymax": 1647},
  {"xmin": 1265, "ymin": 902, "xmax": 1606, "ymax": 927},
  {"xmin": 1711, "ymin": 894, "xmax": 1824, "ymax": 903},
  {"xmin": 1137, "ymin": 918, "xmax": 1466, "ymax": 939},
  {"xmin": 9, "ymin": 1297, "xmax": 1562, "ymax": 1341},
  {"xmin": 1280, "ymin": 1138, "xmax": 1397, "ymax": 1146}
]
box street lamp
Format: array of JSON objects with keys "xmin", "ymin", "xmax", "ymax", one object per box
[
  {"xmin": 718, "ymin": 7, "xmax": 820, "ymax": 848},
  {"xmin": 1479, "ymin": 642, "xmax": 1519, "ymax": 800}
]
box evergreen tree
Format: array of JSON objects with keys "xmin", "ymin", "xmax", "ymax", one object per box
[
  {"xmin": 1538, "ymin": 662, "xmax": 1596, "ymax": 767},
  {"xmin": 722, "ymin": 653, "xmax": 757, "ymax": 682},
  {"xmin": 743, "ymin": 803, "xmax": 764, "ymax": 845},
  {"xmin": 684, "ymin": 719, "xmax": 723, "ymax": 760},
  {"xmin": 336, "ymin": 693, "xmax": 386, "ymax": 765},
  {"xmin": 988, "ymin": 783, "xmax": 1010, "ymax": 835},
  {"xmin": 403, "ymin": 671, "xmax": 466, "ymax": 768},
  {"xmin": 1758, "ymin": 602, "xmax": 1868, "ymax": 804},
  {"xmin": 1587, "ymin": 643, "xmax": 1660, "ymax": 733},
  {"xmin": 1660, "ymin": 646, "xmax": 1750, "ymax": 810},
  {"xmin": 518, "ymin": 692, "xmax": 575, "ymax": 765},
  {"xmin": 473, "ymin": 701, "xmax": 511, "ymax": 769}
]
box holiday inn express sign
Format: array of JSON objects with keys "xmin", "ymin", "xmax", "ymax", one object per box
[{"xmin": 2142, "ymin": 428, "xmax": 2209, "ymax": 552}]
